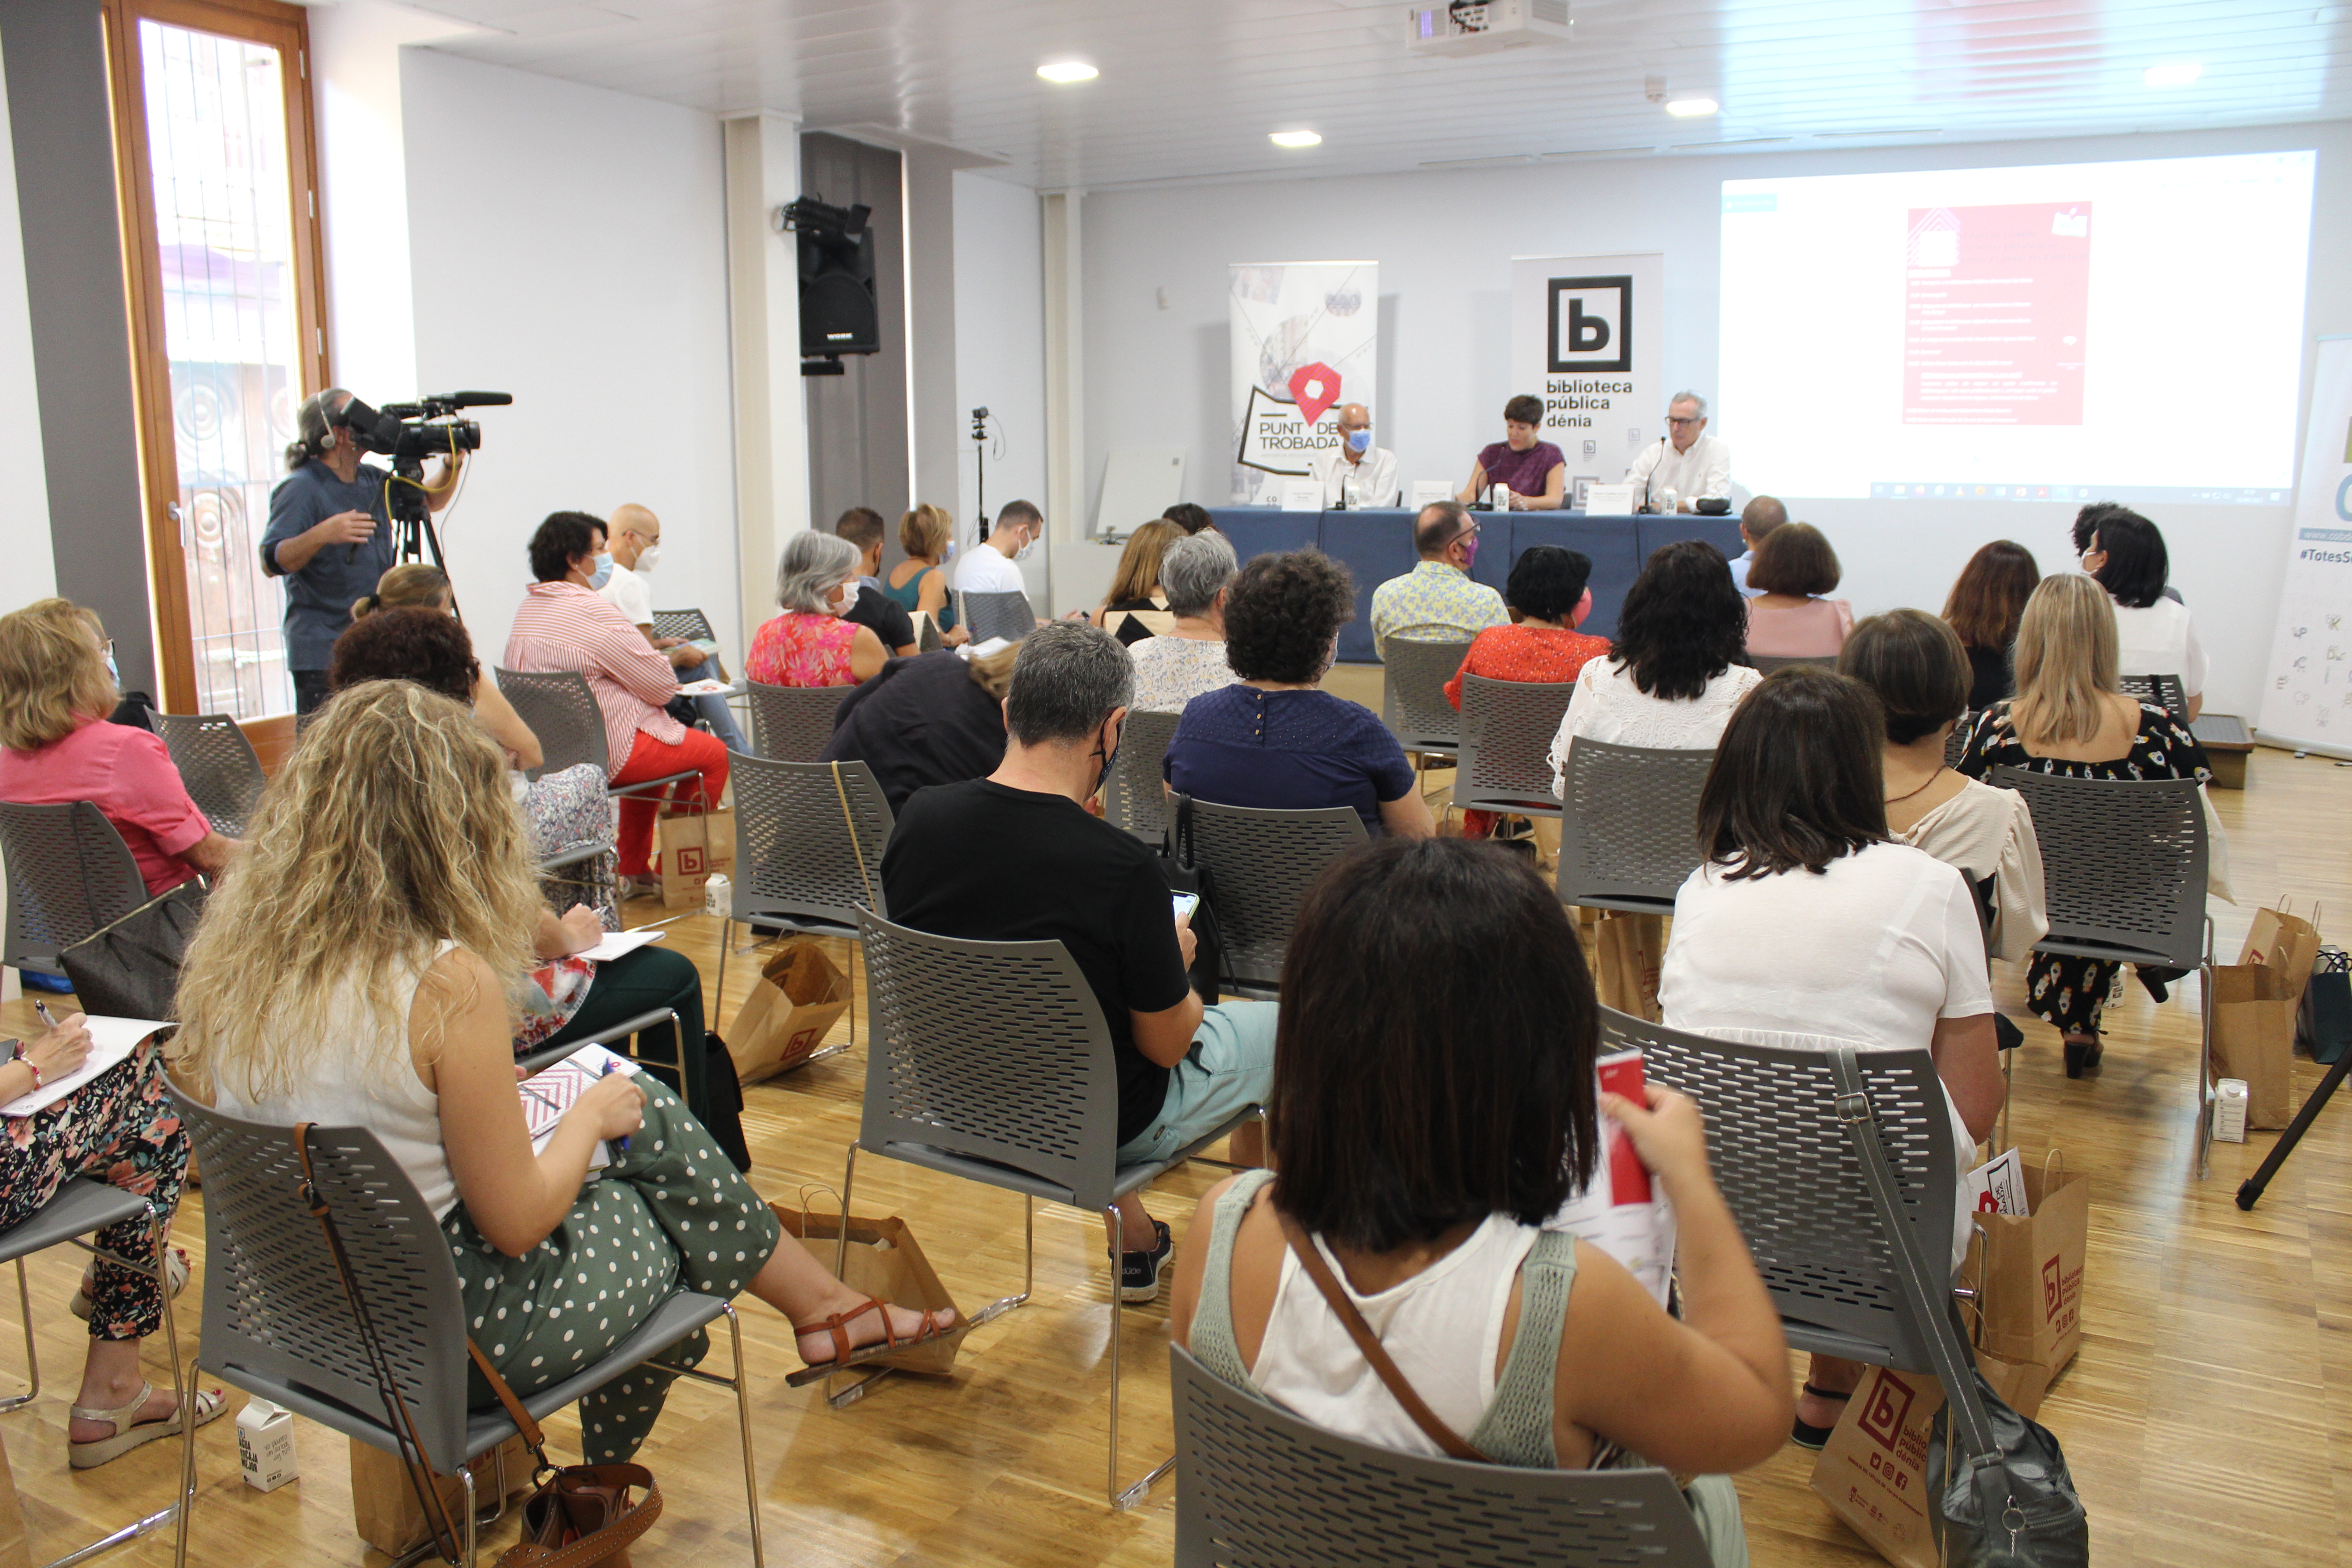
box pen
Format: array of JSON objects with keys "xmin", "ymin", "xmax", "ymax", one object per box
[
  {"xmin": 31, "ymin": 1001, "xmax": 54, "ymax": 1029},
  {"xmin": 602, "ymin": 1058, "xmax": 630, "ymax": 1152}
]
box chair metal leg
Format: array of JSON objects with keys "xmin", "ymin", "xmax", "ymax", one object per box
[
  {"xmin": 1997, "ymin": 1048, "xmax": 2014, "ymax": 1154},
  {"xmin": 2196, "ymin": 954, "xmax": 2216, "ymax": 1181},
  {"xmin": 0, "ymin": 1258, "xmax": 37, "ymax": 1412},
  {"xmin": 723, "ymin": 1304, "xmax": 765, "ymax": 1568},
  {"xmin": 1103, "ymin": 1201, "xmax": 1174, "ymax": 1511},
  {"xmin": 715, "ymin": 915, "xmax": 732, "ymax": 1030}
]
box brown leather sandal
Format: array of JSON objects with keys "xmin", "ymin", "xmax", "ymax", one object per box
[{"xmin": 785, "ymin": 1297, "xmax": 966, "ymax": 1386}]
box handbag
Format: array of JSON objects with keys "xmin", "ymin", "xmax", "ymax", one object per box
[
  {"xmin": 295, "ymin": 1125, "xmax": 663, "ymax": 1568},
  {"xmin": 1827, "ymin": 1052, "xmax": 2089, "ymax": 1568},
  {"xmin": 1154, "ymin": 793, "xmax": 1229, "ymax": 1003},
  {"xmin": 2298, "ymin": 945, "xmax": 2352, "ymax": 1066},
  {"xmin": 57, "ymin": 880, "xmax": 207, "ymax": 1021}
]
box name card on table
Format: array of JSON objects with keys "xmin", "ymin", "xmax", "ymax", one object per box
[
  {"xmin": 1409, "ymin": 480, "xmax": 1453, "ymax": 510},
  {"xmin": 1278, "ymin": 479, "xmax": 1324, "ymax": 512},
  {"xmin": 1583, "ymin": 483, "xmax": 1636, "ymax": 515}
]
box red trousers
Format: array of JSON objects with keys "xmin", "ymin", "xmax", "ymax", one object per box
[{"xmin": 612, "ymin": 726, "xmax": 730, "ymax": 876}]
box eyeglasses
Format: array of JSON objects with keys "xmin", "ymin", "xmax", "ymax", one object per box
[{"xmin": 1666, "ymin": 416, "xmax": 1701, "ymax": 428}]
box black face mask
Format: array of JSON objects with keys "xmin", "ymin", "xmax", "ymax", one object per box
[{"xmin": 1091, "ymin": 719, "xmax": 1122, "ymax": 798}]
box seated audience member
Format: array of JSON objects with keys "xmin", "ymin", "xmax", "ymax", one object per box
[
  {"xmin": 1171, "ymin": 838, "xmax": 1784, "ymax": 1565},
  {"xmin": 505, "ymin": 511, "xmax": 726, "ymax": 898},
  {"xmin": 1839, "ymin": 611, "xmax": 2046, "ymax": 962},
  {"xmin": 329, "ymin": 608, "xmax": 705, "ymax": 1059},
  {"xmin": 1548, "ymin": 541, "xmax": 1762, "ymax": 797},
  {"xmin": 1370, "ymin": 501, "xmax": 1510, "ymax": 646},
  {"xmin": 0, "ymin": 599, "xmax": 237, "ymax": 895},
  {"xmin": 881, "ymin": 623, "xmax": 1278, "ymax": 1300},
  {"xmin": 1456, "ymin": 393, "xmax": 1567, "ymax": 511},
  {"xmin": 178, "ymin": 682, "xmax": 959, "ymax": 1455},
  {"xmin": 1727, "ymin": 495, "xmax": 1785, "ymax": 598},
  {"xmin": 2082, "ymin": 509, "xmax": 2205, "ymax": 720},
  {"xmin": 600, "ymin": 503, "xmax": 750, "ymax": 754},
  {"xmin": 352, "ymin": 562, "xmax": 543, "ymax": 769},
  {"xmin": 1661, "ymin": 667, "xmax": 2000, "ymax": 1449},
  {"xmin": 1940, "ymin": 541, "xmax": 2041, "ymax": 711},
  {"xmin": 1444, "ymin": 546, "xmax": 1610, "ymax": 709},
  {"xmin": 1093, "ymin": 519, "xmax": 1183, "ymax": 645},
  {"xmin": 0, "ymin": 1008, "xmax": 217, "ymax": 1466},
  {"xmin": 746, "ymin": 530, "xmax": 889, "ymax": 688},
  {"xmin": 833, "ymin": 506, "xmax": 918, "ymax": 657},
  {"xmin": 821, "ymin": 645, "xmax": 1017, "ymax": 814},
  {"xmin": 1741, "ymin": 522, "xmax": 1852, "ymax": 658},
  {"xmin": 2068, "ymin": 500, "xmax": 2129, "ymax": 560},
  {"xmin": 1162, "ymin": 502, "xmax": 1217, "ymax": 537},
  {"xmin": 1958, "ymin": 574, "xmax": 2214, "ymax": 1078},
  {"xmin": 956, "ymin": 500, "xmax": 1042, "ymax": 598},
  {"xmin": 1130, "ymin": 531, "xmax": 1239, "ymax": 714},
  {"xmin": 882, "ymin": 503, "xmax": 961, "ymax": 642},
  {"xmin": 1169, "ymin": 551, "xmax": 1434, "ymax": 838}
]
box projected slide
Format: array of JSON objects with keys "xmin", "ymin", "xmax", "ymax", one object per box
[{"xmin": 1720, "ymin": 152, "xmax": 2314, "ymax": 505}]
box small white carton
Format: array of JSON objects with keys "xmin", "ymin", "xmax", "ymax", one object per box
[
  {"xmin": 236, "ymin": 1396, "xmax": 298, "ymax": 1491},
  {"xmin": 2214, "ymin": 1078, "xmax": 2250, "ymax": 1143}
]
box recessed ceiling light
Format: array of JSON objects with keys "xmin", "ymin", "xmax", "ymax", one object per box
[
  {"xmin": 1269, "ymin": 129, "xmax": 1322, "ymax": 148},
  {"xmin": 1036, "ymin": 60, "xmax": 1098, "ymax": 83},
  {"xmin": 1665, "ymin": 97, "xmax": 1719, "ymax": 118},
  {"xmin": 2143, "ymin": 61, "xmax": 2202, "ymax": 87}
]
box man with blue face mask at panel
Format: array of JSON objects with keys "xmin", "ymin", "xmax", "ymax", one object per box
[
  {"xmin": 1307, "ymin": 403, "xmax": 1399, "ymax": 509},
  {"xmin": 1370, "ymin": 501, "xmax": 1510, "ymax": 646}
]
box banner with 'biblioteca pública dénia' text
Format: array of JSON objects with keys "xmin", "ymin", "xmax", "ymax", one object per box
[
  {"xmin": 1230, "ymin": 261, "xmax": 1377, "ymax": 504},
  {"xmin": 1510, "ymin": 254, "xmax": 1663, "ymax": 505},
  {"xmin": 2257, "ymin": 335, "xmax": 2352, "ymax": 754}
]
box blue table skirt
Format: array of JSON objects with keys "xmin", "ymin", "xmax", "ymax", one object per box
[{"xmin": 1207, "ymin": 507, "xmax": 1746, "ymax": 663}]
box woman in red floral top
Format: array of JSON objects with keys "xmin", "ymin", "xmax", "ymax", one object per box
[{"xmin": 1446, "ymin": 546, "xmax": 1611, "ymax": 838}]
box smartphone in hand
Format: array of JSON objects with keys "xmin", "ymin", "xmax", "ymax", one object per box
[{"xmin": 1171, "ymin": 892, "xmax": 1200, "ymax": 922}]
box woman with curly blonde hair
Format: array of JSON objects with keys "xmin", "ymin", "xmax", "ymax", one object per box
[{"xmin": 177, "ymin": 682, "xmax": 960, "ymax": 1457}]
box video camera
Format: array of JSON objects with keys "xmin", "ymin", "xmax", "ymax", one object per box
[{"xmin": 332, "ymin": 390, "xmax": 511, "ymax": 564}]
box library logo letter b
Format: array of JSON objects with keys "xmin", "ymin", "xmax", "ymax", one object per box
[{"xmin": 1548, "ymin": 275, "xmax": 1632, "ymax": 373}]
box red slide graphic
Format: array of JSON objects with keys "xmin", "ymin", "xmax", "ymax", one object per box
[{"xmin": 1902, "ymin": 202, "xmax": 2090, "ymax": 426}]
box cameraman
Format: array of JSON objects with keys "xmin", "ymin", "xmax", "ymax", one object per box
[{"xmin": 261, "ymin": 388, "xmax": 462, "ymax": 714}]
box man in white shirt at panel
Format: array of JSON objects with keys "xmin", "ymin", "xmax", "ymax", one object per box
[
  {"xmin": 1308, "ymin": 403, "xmax": 1399, "ymax": 509},
  {"xmin": 1625, "ymin": 390, "xmax": 1733, "ymax": 514}
]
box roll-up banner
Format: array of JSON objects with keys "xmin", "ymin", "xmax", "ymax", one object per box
[
  {"xmin": 2256, "ymin": 334, "xmax": 2352, "ymax": 756},
  {"xmin": 1230, "ymin": 261, "xmax": 1378, "ymax": 504},
  {"xmin": 1510, "ymin": 253, "xmax": 1664, "ymax": 498}
]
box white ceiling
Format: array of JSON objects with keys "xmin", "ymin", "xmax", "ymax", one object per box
[{"xmin": 406, "ymin": 0, "xmax": 2352, "ymax": 188}]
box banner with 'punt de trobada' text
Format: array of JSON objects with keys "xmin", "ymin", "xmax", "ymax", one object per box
[{"xmin": 1230, "ymin": 261, "xmax": 1377, "ymax": 504}]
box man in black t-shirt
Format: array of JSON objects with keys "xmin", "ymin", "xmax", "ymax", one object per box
[
  {"xmin": 835, "ymin": 507, "xmax": 918, "ymax": 655},
  {"xmin": 880, "ymin": 622, "xmax": 1276, "ymax": 1303}
]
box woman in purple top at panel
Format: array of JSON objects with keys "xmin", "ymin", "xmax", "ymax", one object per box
[{"xmin": 1457, "ymin": 392, "xmax": 1568, "ymax": 511}]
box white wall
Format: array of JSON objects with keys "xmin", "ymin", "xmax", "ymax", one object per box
[
  {"xmin": 1082, "ymin": 122, "xmax": 2352, "ymax": 715},
  {"xmin": 953, "ymin": 170, "xmax": 1055, "ymax": 606},
  {"xmin": 400, "ymin": 50, "xmax": 739, "ymax": 662},
  {"xmin": 0, "ymin": 28, "xmax": 53, "ymax": 608}
]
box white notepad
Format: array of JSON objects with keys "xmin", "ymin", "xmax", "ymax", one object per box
[
  {"xmin": 0, "ymin": 1018, "xmax": 171, "ymax": 1118},
  {"xmin": 576, "ymin": 928, "xmax": 666, "ymax": 963}
]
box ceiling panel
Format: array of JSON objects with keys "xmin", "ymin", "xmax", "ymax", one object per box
[{"xmin": 403, "ymin": 0, "xmax": 2352, "ymax": 186}]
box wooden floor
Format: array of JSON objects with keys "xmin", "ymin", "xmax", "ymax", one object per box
[{"xmin": 5, "ymin": 709, "xmax": 2352, "ymax": 1565}]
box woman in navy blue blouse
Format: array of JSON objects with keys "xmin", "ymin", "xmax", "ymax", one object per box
[{"xmin": 1163, "ymin": 550, "xmax": 1435, "ymax": 838}]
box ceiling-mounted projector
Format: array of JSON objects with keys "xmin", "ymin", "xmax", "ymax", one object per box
[{"xmin": 1406, "ymin": 0, "xmax": 1571, "ymax": 57}]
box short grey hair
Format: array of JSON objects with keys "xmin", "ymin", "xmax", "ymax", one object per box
[
  {"xmin": 1667, "ymin": 390, "xmax": 1708, "ymax": 416},
  {"xmin": 774, "ymin": 530, "xmax": 862, "ymax": 614},
  {"xmin": 1004, "ymin": 621, "xmax": 1133, "ymax": 746},
  {"xmin": 1160, "ymin": 531, "xmax": 1238, "ymax": 618}
]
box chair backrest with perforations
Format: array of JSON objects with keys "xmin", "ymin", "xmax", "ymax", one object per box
[
  {"xmin": 1184, "ymin": 800, "xmax": 1367, "ymax": 988},
  {"xmin": 1599, "ymin": 1011, "xmax": 1956, "ymax": 1370},
  {"xmin": 2119, "ymin": 672, "xmax": 2190, "ymax": 725},
  {"xmin": 151, "ymin": 713, "xmax": 268, "ymax": 838},
  {"xmin": 856, "ymin": 911, "xmax": 1120, "ymax": 1210},
  {"xmin": 0, "ymin": 801, "xmax": 151, "ymax": 976},
  {"xmin": 174, "ymin": 1095, "xmax": 472, "ymax": 1473},
  {"xmin": 1102, "ymin": 709, "xmax": 1183, "ymax": 843},
  {"xmin": 1171, "ymin": 1345, "xmax": 1712, "ymax": 1568},
  {"xmin": 1453, "ymin": 676, "xmax": 1576, "ymax": 817},
  {"xmin": 1944, "ymin": 714, "xmax": 1975, "ymax": 771},
  {"xmin": 1557, "ymin": 740, "xmax": 1716, "ymax": 914},
  {"xmin": 495, "ymin": 668, "xmax": 608, "ymax": 781},
  {"xmin": 1751, "ymin": 653, "xmax": 1839, "ymax": 674},
  {"xmin": 747, "ymin": 681, "xmax": 848, "ymax": 763},
  {"xmin": 731, "ymin": 755, "xmax": 892, "ymax": 930},
  {"xmin": 1377, "ymin": 638, "xmax": 1470, "ymax": 755},
  {"xmin": 1987, "ymin": 767, "xmax": 2205, "ymax": 967},
  {"xmin": 960, "ymin": 591, "xmax": 1036, "ymax": 647},
  {"xmin": 650, "ymin": 608, "xmax": 717, "ymax": 645}
]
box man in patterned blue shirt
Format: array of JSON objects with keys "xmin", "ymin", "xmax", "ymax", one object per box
[{"xmin": 1369, "ymin": 501, "xmax": 1509, "ymax": 646}]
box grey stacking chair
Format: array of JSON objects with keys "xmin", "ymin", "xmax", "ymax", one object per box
[
  {"xmin": 717, "ymin": 754, "xmax": 894, "ymax": 1062},
  {"xmin": 959, "ymin": 589, "xmax": 1036, "ymax": 646},
  {"xmin": 0, "ymin": 1175, "xmax": 188, "ymax": 1566},
  {"xmin": 1555, "ymin": 740, "xmax": 1716, "ymax": 916},
  {"xmin": 1101, "ymin": 709, "xmax": 1183, "ymax": 843},
  {"xmin": 168, "ymin": 1097, "xmax": 763, "ymax": 1568},
  {"xmin": 1182, "ymin": 800, "xmax": 1367, "ymax": 997},
  {"xmin": 1750, "ymin": 652, "xmax": 1839, "ymax": 674},
  {"xmin": 494, "ymin": 668, "xmax": 696, "ymax": 799},
  {"xmin": 1377, "ymin": 637, "xmax": 1471, "ymax": 761},
  {"xmin": 1945, "ymin": 711, "xmax": 1977, "ymax": 771},
  {"xmin": 2120, "ymin": 671, "xmax": 2191, "ymax": 725},
  {"xmin": 847, "ymin": 909, "xmax": 1264, "ymax": 1508},
  {"xmin": 650, "ymin": 608, "xmax": 717, "ymax": 644},
  {"xmin": 1170, "ymin": 1344, "xmax": 1713, "ymax": 1568},
  {"xmin": 745, "ymin": 680, "xmax": 846, "ymax": 763},
  {"xmin": 1451, "ymin": 676, "xmax": 1576, "ymax": 820},
  {"xmin": 0, "ymin": 801, "xmax": 150, "ymax": 979},
  {"xmin": 150, "ymin": 713, "xmax": 267, "ymax": 838},
  {"xmin": 1988, "ymin": 767, "xmax": 2214, "ymax": 1171}
]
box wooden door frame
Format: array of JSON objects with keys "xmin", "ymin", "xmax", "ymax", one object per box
[{"xmin": 103, "ymin": 0, "xmax": 331, "ymax": 718}]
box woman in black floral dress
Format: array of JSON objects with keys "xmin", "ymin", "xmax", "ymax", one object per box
[{"xmin": 1958, "ymin": 574, "xmax": 2211, "ymax": 1078}]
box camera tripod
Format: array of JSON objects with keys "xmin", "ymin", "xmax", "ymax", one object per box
[{"xmin": 2236, "ymin": 1034, "xmax": 2350, "ymax": 1209}]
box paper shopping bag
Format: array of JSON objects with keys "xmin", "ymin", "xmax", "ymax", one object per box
[
  {"xmin": 655, "ymin": 811, "xmax": 714, "ymax": 910},
  {"xmin": 725, "ymin": 939, "xmax": 851, "ymax": 1083},
  {"xmin": 1812, "ymin": 1366, "xmax": 1943, "ymax": 1568},
  {"xmin": 2211, "ymin": 962, "xmax": 2299, "ymax": 1129},
  {"xmin": 702, "ymin": 804, "xmax": 736, "ymax": 874},
  {"xmin": 0, "ymin": 1427, "xmax": 27, "ymax": 1568},
  {"xmin": 2241, "ymin": 900, "xmax": 2323, "ymax": 1008},
  {"xmin": 1969, "ymin": 1152, "xmax": 2089, "ymax": 1376},
  {"xmin": 1592, "ymin": 911, "xmax": 1664, "ymax": 1023},
  {"xmin": 349, "ymin": 1434, "xmax": 532, "ymax": 1557},
  {"xmin": 772, "ymin": 1199, "xmax": 963, "ymax": 1377}
]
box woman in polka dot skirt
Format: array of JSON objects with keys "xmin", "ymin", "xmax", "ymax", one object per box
[{"xmin": 178, "ymin": 682, "xmax": 959, "ymax": 1462}]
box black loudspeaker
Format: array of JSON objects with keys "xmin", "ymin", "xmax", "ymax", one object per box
[{"xmin": 790, "ymin": 196, "xmax": 879, "ymax": 360}]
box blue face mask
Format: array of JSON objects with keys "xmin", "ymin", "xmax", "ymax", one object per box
[
  {"xmin": 586, "ymin": 552, "xmax": 614, "ymax": 590},
  {"xmin": 1345, "ymin": 428, "xmax": 1372, "ymax": 454},
  {"xmin": 103, "ymin": 651, "xmax": 119, "ymax": 688}
]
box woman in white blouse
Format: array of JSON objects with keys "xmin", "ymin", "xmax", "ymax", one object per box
[
  {"xmin": 2083, "ymin": 509, "xmax": 2205, "ymax": 721},
  {"xmin": 1128, "ymin": 531, "xmax": 1238, "ymax": 714},
  {"xmin": 1659, "ymin": 667, "xmax": 2001, "ymax": 1451},
  {"xmin": 1548, "ymin": 540, "xmax": 1763, "ymax": 797}
]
